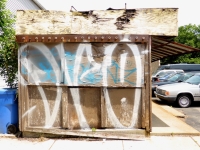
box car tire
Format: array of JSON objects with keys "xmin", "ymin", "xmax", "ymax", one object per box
[
  {"xmin": 177, "ymin": 94, "xmax": 192, "ymax": 108},
  {"xmin": 152, "ymin": 91, "xmax": 155, "ymax": 97}
]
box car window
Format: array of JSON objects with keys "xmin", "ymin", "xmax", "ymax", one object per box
[
  {"xmin": 183, "ymin": 74, "xmax": 194, "ymax": 81},
  {"xmin": 159, "ymin": 71, "xmax": 174, "ymax": 77},
  {"xmin": 156, "ymin": 72, "xmax": 165, "ymax": 77},
  {"xmin": 179, "ymin": 75, "xmax": 185, "ymax": 81},
  {"xmin": 184, "ymin": 75, "xmax": 200, "ymax": 85},
  {"xmin": 163, "ymin": 72, "xmax": 175, "ymax": 77},
  {"xmin": 168, "ymin": 73, "xmax": 181, "ymax": 81}
]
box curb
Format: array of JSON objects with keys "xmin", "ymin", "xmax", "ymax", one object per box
[
  {"xmin": 0, "ymin": 134, "xmax": 16, "ymax": 139},
  {"xmin": 160, "ymin": 105, "xmax": 185, "ymax": 118},
  {"xmin": 150, "ymin": 132, "xmax": 200, "ymax": 136},
  {"xmin": 151, "ymin": 101, "xmax": 200, "ymax": 136},
  {"xmin": 152, "ymin": 98, "xmax": 185, "ymax": 118}
]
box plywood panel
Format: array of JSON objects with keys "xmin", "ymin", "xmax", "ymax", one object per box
[
  {"xmin": 16, "ymin": 9, "xmax": 178, "ymax": 36},
  {"xmin": 19, "ymin": 45, "xmax": 29, "ymax": 131},
  {"xmin": 27, "ymin": 86, "xmax": 67, "ymax": 128},
  {"xmin": 103, "ymin": 88, "xmax": 142, "ymax": 128},
  {"xmin": 67, "ymin": 87, "xmax": 101, "ymax": 129},
  {"xmin": 26, "ymin": 43, "xmax": 62, "ymax": 84},
  {"xmin": 63, "ymin": 43, "xmax": 145, "ymax": 87}
]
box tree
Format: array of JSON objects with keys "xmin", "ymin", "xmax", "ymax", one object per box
[
  {"xmin": 0, "ymin": 0, "xmax": 18, "ymax": 88},
  {"xmin": 175, "ymin": 24, "xmax": 200, "ymax": 48},
  {"xmin": 161, "ymin": 24, "xmax": 200, "ymax": 65}
]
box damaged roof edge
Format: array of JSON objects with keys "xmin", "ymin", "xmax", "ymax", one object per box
[
  {"xmin": 76, "ymin": 7, "xmax": 178, "ymax": 12},
  {"xmin": 16, "ymin": 9, "xmax": 178, "ymax": 36}
]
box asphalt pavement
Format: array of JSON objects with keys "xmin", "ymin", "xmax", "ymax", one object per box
[
  {"xmin": 151, "ymin": 98, "xmax": 200, "ymax": 135},
  {"xmin": 174, "ymin": 101, "xmax": 200, "ymax": 132}
]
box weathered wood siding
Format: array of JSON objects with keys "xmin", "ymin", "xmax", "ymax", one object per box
[
  {"xmin": 27, "ymin": 86, "xmax": 68, "ymax": 127},
  {"xmin": 18, "ymin": 42, "xmax": 148, "ymax": 135},
  {"xmin": 16, "ymin": 9, "xmax": 178, "ymax": 36},
  {"xmin": 16, "ymin": 8, "xmax": 169, "ymax": 138},
  {"xmin": 151, "ymin": 60, "xmax": 160, "ymax": 74},
  {"xmin": 102, "ymin": 88, "xmax": 142, "ymax": 128},
  {"xmin": 67, "ymin": 87, "xmax": 101, "ymax": 129}
]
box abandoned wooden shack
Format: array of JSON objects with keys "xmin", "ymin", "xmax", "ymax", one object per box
[{"xmin": 15, "ymin": 8, "xmax": 178, "ymax": 139}]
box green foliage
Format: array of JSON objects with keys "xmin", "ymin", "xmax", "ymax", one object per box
[
  {"xmin": 0, "ymin": 0, "xmax": 18, "ymax": 88},
  {"xmin": 175, "ymin": 24, "xmax": 200, "ymax": 49},
  {"xmin": 92, "ymin": 127, "xmax": 96, "ymax": 132},
  {"xmin": 161, "ymin": 24, "xmax": 200, "ymax": 65}
]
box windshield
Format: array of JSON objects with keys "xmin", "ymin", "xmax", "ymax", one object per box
[
  {"xmin": 184, "ymin": 75, "xmax": 200, "ymax": 85},
  {"xmin": 156, "ymin": 72, "xmax": 166, "ymax": 77},
  {"xmin": 168, "ymin": 73, "xmax": 194, "ymax": 82},
  {"xmin": 168, "ymin": 73, "xmax": 182, "ymax": 82},
  {"xmin": 159, "ymin": 72, "xmax": 175, "ymax": 78}
]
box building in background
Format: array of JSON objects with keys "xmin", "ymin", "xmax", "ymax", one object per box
[
  {"xmin": 6, "ymin": 0, "xmax": 45, "ymax": 14},
  {"xmin": 0, "ymin": 0, "xmax": 45, "ymax": 87}
]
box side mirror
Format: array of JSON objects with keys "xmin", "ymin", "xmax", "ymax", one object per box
[{"xmin": 152, "ymin": 77, "xmax": 159, "ymax": 82}]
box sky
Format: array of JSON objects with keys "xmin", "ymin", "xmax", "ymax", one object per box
[{"xmin": 37, "ymin": 0, "xmax": 200, "ymax": 27}]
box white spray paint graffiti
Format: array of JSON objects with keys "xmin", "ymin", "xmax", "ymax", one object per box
[
  {"xmin": 102, "ymin": 43, "xmax": 118, "ymax": 86},
  {"xmin": 22, "ymin": 106, "xmax": 36, "ymax": 118},
  {"xmin": 120, "ymin": 98, "xmax": 130, "ymax": 126},
  {"xmin": 120, "ymin": 34, "xmax": 132, "ymax": 42},
  {"xmin": 19, "ymin": 42, "xmax": 145, "ymax": 129},
  {"xmin": 131, "ymin": 88, "xmax": 141, "ymax": 126},
  {"xmin": 80, "ymin": 44, "xmax": 101, "ymax": 83},
  {"xmin": 69, "ymin": 88, "xmax": 90, "ymax": 129},
  {"xmin": 62, "ymin": 43, "xmax": 91, "ymax": 129},
  {"xmin": 103, "ymin": 87, "xmax": 141, "ymax": 128},
  {"xmin": 37, "ymin": 86, "xmax": 62, "ymax": 128},
  {"xmin": 73, "ymin": 44, "xmax": 85, "ymax": 86},
  {"xmin": 27, "ymin": 43, "xmax": 61, "ymax": 84},
  {"xmin": 120, "ymin": 53, "xmax": 128, "ymax": 83},
  {"xmin": 20, "ymin": 43, "xmax": 63, "ymax": 128},
  {"xmin": 127, "ymin": 44, "xmax": 143, "ymax": 87},
  {"xmin": 19, "ymin": 44, "xmax": 28, "ymax": 86},
  {"xmin": 127, "ymin": 44, "xmax": 143, "ymax": 125}
]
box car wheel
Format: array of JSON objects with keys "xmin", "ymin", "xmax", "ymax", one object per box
[
  {"xmin": 177, "ymin": 94, "xmax": 192, "ymax": 108},
  {"xmin": 152, "ymin": 91, "xmax": 155, "ymax": 97}
]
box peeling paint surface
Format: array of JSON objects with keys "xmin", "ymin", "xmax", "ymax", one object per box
[{"xmin": 16, "ymin": 9, "xmax": 178, "ymax": 35}]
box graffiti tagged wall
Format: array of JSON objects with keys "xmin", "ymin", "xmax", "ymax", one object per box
[
  {"xmin": 21, "ymin": 43, "xmax": 145, "ymax": 86},
  {"xmin": 19, "ymin": 42, "xmax": 147, "ymax": 130}
]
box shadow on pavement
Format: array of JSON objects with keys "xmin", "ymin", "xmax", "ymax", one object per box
[{"xmin": 152, "ymin": 113, "xmax": 169, "ymax": 127}]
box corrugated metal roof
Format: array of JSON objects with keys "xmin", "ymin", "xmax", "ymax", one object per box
[
  {"xmin": 151, "ymin": 36, "xmax": 200, "ymax": 62},
  {"xmin": 6, "ymin": 0, "xmax": 44, "ymax": 14}
]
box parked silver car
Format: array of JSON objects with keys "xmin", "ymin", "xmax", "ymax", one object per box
[
  {"xmin": 152, "ymin": 72, "xmax": 196, "ymax": 97},
  {"xmin": 154, "ymin": 73, "xmax": 200, "ymax": 108}
]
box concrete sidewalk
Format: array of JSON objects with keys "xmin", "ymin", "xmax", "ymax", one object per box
[
  {"xmin": 0, "ymin": 135, "xmax": 200, "ymax": 150},
  {"xmin": 151, "ymin": 100, "xmax": 200, "ymax": 136}
]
